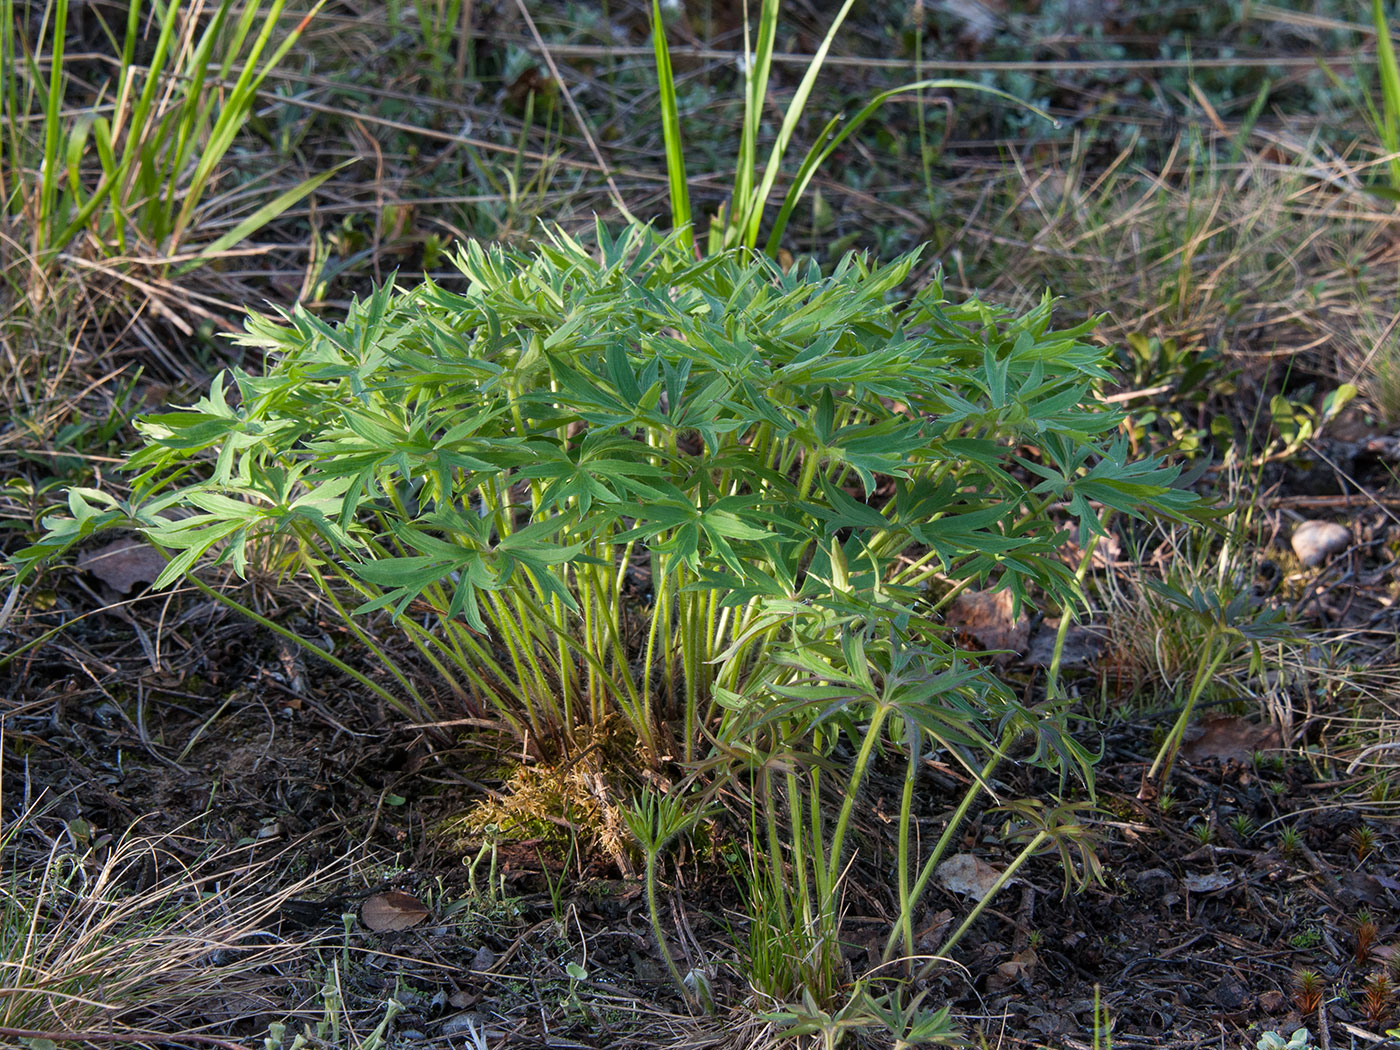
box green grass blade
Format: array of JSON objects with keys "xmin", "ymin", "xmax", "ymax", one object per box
[
  {"xmin": 1373, "ymin": 0, "xmax": 1400, "ymax": 187},
  {"xmin": 765, "ymin": 78, "xmax": 1056, "ymax": 255},
  {"xmin": 730, "ymin": 0, "xmax": 779, "ymax": 251},
  {"xmin": 176, "ymin": 162, "xmax": 349, "ymax": 275},
  {"xmin": 172, "ymin": 0, "xmax": 298, "ymax": 247},
  {"xmin": 51, "ymin": 0, "xmax": 180, "ymax": 251},
  {"xmin": 739, "ymin": 0, "xmax": 858, "ymax": 251},
  {"xmin": 650, "ymin": 0, "xmax": 691, "ymax": 248},
  {"xmin": 163, "ymin": 0, "xmax": 237, "ymax": 219},
  {"xmin": 39, "ymin": 0, "xmax": 69, "ymax": 247}
]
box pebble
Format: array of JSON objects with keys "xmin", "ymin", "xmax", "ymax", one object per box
[{"xmin": 1290, "ymin": 520, "xmax": 1350, "ymax": 567}]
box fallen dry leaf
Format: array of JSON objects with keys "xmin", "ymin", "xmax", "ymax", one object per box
[
  {"xmin": 1178, "ymin": 716, "xmax": 1280, "ymax": 766},
  {"xmin": 913, "ymin": 908, "xmax": 954, "ymax": 954},
  {"xmin": 78, "ymin": 538, "xmax": 167, "ymax": 594},
  {"xmin": 361, "ymin": 890, "xmax": 429, "ymax": 932},
  {"xmin": 946, "ymin": 588, "xmax": 1029, "ymax": 654},
  {"xmin": 935, "ymin": 853, "xmax": 1007, "ymax": 902},
  {"xmin": 987, "ymin": 947, "xmax": 1040, "ymax": 992},
  {"xmin": 1182, "ymin": 871, "xmax": 1235, "ymax": 893}
]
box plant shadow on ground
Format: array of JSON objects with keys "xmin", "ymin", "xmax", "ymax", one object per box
[{"xmin": 4, "ymin": 506, "xmax": 1398, "ymax": 1048}]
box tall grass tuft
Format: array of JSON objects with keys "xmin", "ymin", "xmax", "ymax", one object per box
[
  {"xmin": 648, "ymin": 0, "xmax": 1052, "ymax": 255},
  {"xmin": 0, "ymin": 0, "xmax": 330, "ymax": 302}
]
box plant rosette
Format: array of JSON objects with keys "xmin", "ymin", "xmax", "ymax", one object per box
[{"xmin": 13, "ymin": 222, "xmax": 1202, "ymax": 768}]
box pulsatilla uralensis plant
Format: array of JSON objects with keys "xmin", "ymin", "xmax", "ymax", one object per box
[{"xmin": 14, "ymin": 222, "xmax": 1200, "ymax": 769}]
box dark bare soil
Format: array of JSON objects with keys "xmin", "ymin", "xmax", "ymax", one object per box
[{"xmin": 5, "ymin": 495, "xmax": 1398, "ymax": 1050}]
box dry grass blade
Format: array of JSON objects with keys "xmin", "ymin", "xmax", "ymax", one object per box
[
  {"xmin": 510, "ymin": 0, "xmax": 634, "ymax": 223},
  {"xmin": 0, "ymin": 810, "xmax": 345, "ymax": 1047},
  {"xmin": 523, "ymin": 42, "xmax": 1376, "ymax": 74}
]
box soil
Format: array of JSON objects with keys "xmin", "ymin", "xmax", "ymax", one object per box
[{"xmin": 5, "ymin": 452, "xmax": 1398, "ymax": 1050}]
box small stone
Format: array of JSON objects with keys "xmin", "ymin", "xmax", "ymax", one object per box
[{"xmin": 1290, "ymin": 520, "xmax": 1350, "ymax": 567}]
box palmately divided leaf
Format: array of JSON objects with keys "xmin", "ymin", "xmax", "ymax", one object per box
[{"xmin": 11, "ymin": 221, "xmax": 1209, "ymax": 768}]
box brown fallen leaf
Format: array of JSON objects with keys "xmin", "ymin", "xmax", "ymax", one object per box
[
  {"xmin": 361, "ymin": 890, "xmax": 429, "ymax": 932},
  {"xmin": 935, "ymin": 853, "xmax": 1007, "ymax": 902},
  {"xmin": 987, "ymin": 947, "xmax": 1039, "ymax": 992},
  {"xmin": 1178, "ymin": 716, "xmax": 1280, "ymax": 766},
  {"xmin": 1182, "ymin": 871, "xmax": 1236, "ymax": 893},
  {"xmin": 78, "ymin": 538, "xmax": 168, "ymax": 594},
  {"xmin": 913, "ymin": 908, "xmax": 954, "ymax": 954},
  {"xmin": 946, "ymin": 588, "xmax": 1029, "ymax": 654}
]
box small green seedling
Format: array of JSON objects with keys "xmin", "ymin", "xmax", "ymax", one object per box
[{"xmin": 1256, "ymin": 1028, "xmax": 1316, "ymax": 1050}]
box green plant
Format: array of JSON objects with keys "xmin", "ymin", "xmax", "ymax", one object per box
[
  {"xmin": 1140, "ymin": 578, "xmax": 1292, "ymax": 796},
  {"xmin": 1093, "ymin": 984, "xmax": 1114, "ymax": 1050},
  {"xmin": 1256, "ymin": 1028, "xmax": 1316, "ymax": 1050},
  {"xmin": 728, "ymin": 631, "xmax": 1100, "ymax": 1008},
  {"xmin": 1370, "ymin": 0, "xmax": 1400, "ymax": 193},
  {"xmin": 1263, "ymin": 385, "xmax": 1357, "ymax": 465},
  {"xmin": 1114, "ymin": 334, "xmax": 1232, "ymax": 456},
  {"xmin": 765, "ymin": 982, "xmax": 963, "ymax": 1049},
  {"xmin": 1229, "ymin": 814, "xmax": 1256, "ymax": 841},
  {"xmin": 263, "ymin": 970, "xmax": 405, "ymax": 1050},
  {"xmin": 1101, "ymin": 522, "xmax": 1281, "ymax": 713},
  {"xmin": 0, "ymin": 0, "xmax": 331, "ymax": 292},
  {"xmin": 649, "ymin": 0, "xmax": 1049, "ymax": 255},
  {"xmin": 1278, "ymin": 825, "xmax": 1301, "ymax": 857},
  {"xmin": 13, "ymin": 223, "xmax": 1199, "ymax": 762},
  {"xmin": 1293, "ymin": 969, "xmax": 1324, "ymax": 1013},
  {"xmin": 623, "ymin": 788, "xmax": 711, "ymax": 1006},
  {"xmin": 12, "ymin": 223, "xmax": 1208, "ymax": 1026},
  {"xmin": 1290, "ymin": 929, "xmax": 1322, "ymax": 950}
]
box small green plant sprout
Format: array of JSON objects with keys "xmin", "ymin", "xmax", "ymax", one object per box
[
  {"xmin": 1139, "ymin": 581, "xmax": 1292, "ymax": 797},
  {"xmin": 1263, "ymin": 385, "xmax": 1357, "ymax": 465},
  {"xmin": 1290, "ymin": 928, "xmax": 1323, "ymax": 950},
  {"xmin": 1256, "ymin": 1029, "xmax": 1316, "ymax": 1050},
  {"xmin": 563, "ymin": 961, "xmax": 591, "ymax": 1018},
  {"xmin": 856, "ymin": 987, "xmax": 964, "ymax": 1047},
  {"xmin": 1277, "ymin": 825, "xmax": 1302, "ymax": 857},
  {"xmin": 649, "ymin": 0, "xmax": 1053, "ymax": 255},
  {"xmin": 1351, "ymin": 825, "xmax": 1378, "ymax": 862},
  {"xmin": 764, "ymin": 982, "xmax": 966, "ymax": 1048},
  {"xmin": 1191, "ymin": 821, "xmax": 1216, "ymax": 846},
  {"xmin": 623, "ymin": 788, "xmax": 712, "ymax": 1007},
  {"xmin": 1229, "ymin": 813, "xmax": 1256, "ymax": 841},
  {"xmin": 1093, "ymin": 984, "xmax": 1114, "ymax": 1050}
]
